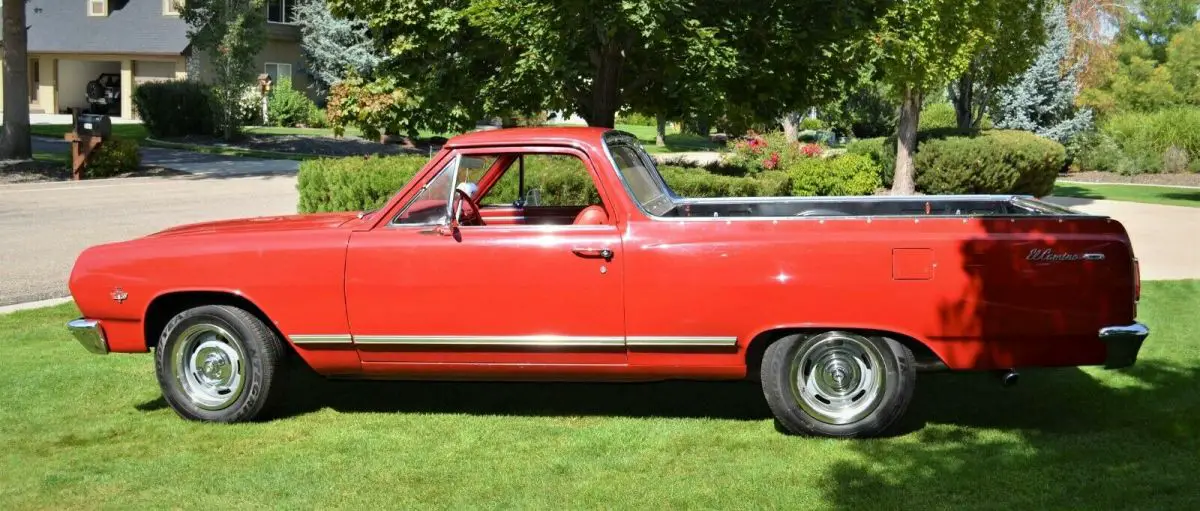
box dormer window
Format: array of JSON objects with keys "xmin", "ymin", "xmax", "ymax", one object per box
[
  {"xmin": 88, "ymin": 0, "xmax": 108, "ymax": 16},
  {"xmin": 164, "ymin": 0, "xmax": 181, "ymax": 16}
]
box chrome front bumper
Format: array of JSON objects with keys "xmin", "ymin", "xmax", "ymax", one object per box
[
  {"xmin": 67, "ymin": 318, "xmax": 109, "ymax": 355},
  {"xmin": 1099, "ymin": 322, "xmax": 1149, "ymax": 369}
]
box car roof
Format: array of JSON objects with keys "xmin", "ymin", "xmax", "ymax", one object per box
[{"xmin": 444, "ymin": 126, "xmax": 616, "ymax": 149}]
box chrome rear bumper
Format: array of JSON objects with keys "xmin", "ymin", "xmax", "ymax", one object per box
[
  {"xmin": 1099, "ymin": 322, "xmax": 1149, "ymax": 369},
  {"xmin": 67, "ymin": 318, "xmax": 109, "ymax": 355}
]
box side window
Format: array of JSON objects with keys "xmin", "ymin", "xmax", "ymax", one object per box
[
  {"xmin": 392, "ymin": 155, "xmax": 496, "ymax": 224},
  {"xmin": 481, "ymin": 154, "xmax": 601, "ymax": 207}
]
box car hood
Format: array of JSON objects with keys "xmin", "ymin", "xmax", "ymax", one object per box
[{"xmin": 147, "ymin": 212, "xmax": 363, "ymax": 238}]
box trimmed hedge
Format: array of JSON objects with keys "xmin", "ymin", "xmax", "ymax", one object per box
[
  {"xmin": 660, "ymin": 166, "xmax": 792, "ymax": 197},
  {"xmin": 132, "ymin": 80, "xmax": 214, "ymax": 138},
  {"xmin": 788, "ymin": 154, "xmax": 881, "ymax": 196},
  {"xmin": 914, "ymin": 130, "xmax": 1064, "ymax": 196},
  {"xmin": 298, "ymin": 155, "xmax": 426, "ymax": 213},
  {"xmin": 84, "ymin": 137, "xmax": 141, "ymax": 178}
]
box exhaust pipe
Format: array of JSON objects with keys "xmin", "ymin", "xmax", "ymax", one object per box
[{"xmin": 998, "ymin": 369, "xmax": 1020, "ymax": 388}]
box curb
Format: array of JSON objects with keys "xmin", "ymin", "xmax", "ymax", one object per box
[{"xmin": 0, "ymin": 297, "xmax": 73, "ymax": 315}]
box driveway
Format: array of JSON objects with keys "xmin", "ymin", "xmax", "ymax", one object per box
[
  {"xmin": 0, "ymin": 174, "xmax": 296, "ymax": 305},
  {"xmin": 1045, "ymin": 197, "xmax": 1200, "ymax": 281}
]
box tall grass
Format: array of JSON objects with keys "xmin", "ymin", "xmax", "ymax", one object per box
[{"xmin": 1103, "ymin": 107, "xmax": 1200, "ymax": 173}]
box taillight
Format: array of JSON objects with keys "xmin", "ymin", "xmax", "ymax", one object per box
[{"xmin": 1133, "ymin": 257, "xmax": 1141, "ymax": 303}]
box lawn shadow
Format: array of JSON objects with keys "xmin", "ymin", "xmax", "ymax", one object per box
[
  {"xmin": 1162, "ymin": 190, "xmax": 1200, "ymax": 204},
  {"xmin": 270, "ymin": 368, "xmax": 773, "ymax": 421},
  {"xmin": 824, "ymin": 361, "xmax": 1200, "ymax": 509}
]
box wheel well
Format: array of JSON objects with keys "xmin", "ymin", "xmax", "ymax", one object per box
[
  {"xmin": 142, "ymin": 291, "xmax": 286, "ymax": 351},
  {"xmin": 744, "ymin": 328, "xmax": 943, "ymax": 378}
]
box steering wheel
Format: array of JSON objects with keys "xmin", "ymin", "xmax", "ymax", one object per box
[{"xmin": 453, "ymin": 187, "xmax": 485, "ymax": 226}]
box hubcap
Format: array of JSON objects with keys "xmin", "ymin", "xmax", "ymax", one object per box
[
  {"xmin": 170, "ymin": 324, "xmax": 246, "ymax": 411},
  {"xmin": 789, "ymin": 332, "xmax": 886, "ymax": 425}
]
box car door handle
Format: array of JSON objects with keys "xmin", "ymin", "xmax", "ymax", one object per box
[{"xmin": 572, "ymin": 247, "xmax": 613, "ymax": 261}]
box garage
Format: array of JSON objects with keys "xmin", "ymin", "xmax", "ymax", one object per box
[{"xmin": 56, "ymin": 59, "xmax": 120, "ymax": 114}]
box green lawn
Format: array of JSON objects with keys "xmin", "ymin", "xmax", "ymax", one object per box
[
  {"xmin": 2, "ymin": 281, "xmax": 1197, "ymax": 508},
  {"xmin": 1054, "ymin": 182, "xmax": 1200, "ymax": 208},
  {"xmin": 31, "ymin": 123, "xmax": 150, "ymax": 143},
  {"xmin": 613, "ymin": 123, "xmax": 722, "ymax": 153}
]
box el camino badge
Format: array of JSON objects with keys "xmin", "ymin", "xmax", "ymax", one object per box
[
  {"xmin": 110, "ymin": 288, "xmax": 128, "ymax": 303},
  {"xmin": 1027, "ymin": 249, "xmax": 1105, "ymax": 262}
]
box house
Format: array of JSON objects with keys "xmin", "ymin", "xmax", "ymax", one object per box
[{"xmin": 1, "ymin": 0, "xmax": 312, "ymax": 119}]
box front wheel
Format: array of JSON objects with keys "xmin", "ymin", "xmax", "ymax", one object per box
[
  {"xmin": 154, "ymin": 305, "xmax": 287, "ymax": 422},
  {"xmin": 760, "ymin": 331, "xmax": 915, "ymax": 437}
]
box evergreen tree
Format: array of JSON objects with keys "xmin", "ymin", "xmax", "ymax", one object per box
[
  {"xmin": 993, "ymin": 3, "xmax": 1092, "ymax": 142},
  {"xmin": 295, "ymin": 0, "xmax": 381, "ymax": 94}
]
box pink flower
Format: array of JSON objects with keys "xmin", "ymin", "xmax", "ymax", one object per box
[
  {"xmin": 762, "ymin": 152, "xmax": 780, "ymax": 170},
  {"xmin": 800, "ymin": 143, "xmax": 822, "ymax": 158}
]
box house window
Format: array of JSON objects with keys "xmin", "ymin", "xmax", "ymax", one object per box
[
  {"xmin": 267, "ymin": 0, "xmax": 296, "ymax": 24},
  {"xmin": 88, "ymin": 0, "xmax": 108, "ymax": 16},
  {"xmin": 164, "ymin": 0, "xmax": 181, "ymax": 15},
  {"xmin": 264, "ymin": 63, "xmax": 293, "ymax": 84}
]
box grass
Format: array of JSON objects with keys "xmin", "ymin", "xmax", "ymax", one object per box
[
  {"xmin": 1054, "ymin": 182, "xmax": 1200, "ymax": 208},
  {"xmin": 1, "ymin": 281, "xmax": 1197, "ymax": 508},
  {"xmin": 613, "ymin": 123, "xmax": 722, "ymax": 153},
  {"xmin": 31, "ymin": 123, "xmax": 150, "ymax": 143}
]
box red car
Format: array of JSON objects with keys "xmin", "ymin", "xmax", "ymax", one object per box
[{"xmin": 67, "ymin": 127, "xmax": 1147, "ymax": 437}]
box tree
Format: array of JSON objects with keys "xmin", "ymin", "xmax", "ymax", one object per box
[
  {"xmin": 182, "ymin": 0, "xmax": 267, "ymax": 139},
  {"xmin": 328, "ymin": 0, "xmax": 888, "ymax": 133},
  {"xmin": 947, "ymin": 1, "xmax": 1046, "ymax": 129},
  {"xmin": 1165, "ymin": 21, "xmax": 1200, "ymax": 103},
  {"xmin": 294, "ymin": 0, "xmax": 381, "ymax": 95},
  {"xmin": 1, "ymin": 0, "xmax": 31, "ymax": 160},
  {"xmin": 1124, "ymin": 0, "xmax": 1200, "ymax": 62},
  {"xmin": 993, "ymin": 3, "xmax": 1093, "ymax": 142},
  {"xmin": 871, "ymin": 0, "xmax": 1009, "ymax": 194}
]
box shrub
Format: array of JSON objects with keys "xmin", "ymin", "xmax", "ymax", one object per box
[
  {"xmin": 787, "ymin": 154, "xmax": 882, "ymax": 196},
  {"xmin": 725, "ymin": 131, "xmax": 816, "ymax": 173},
  {"xmin": 659, "ymin": 166, "xmax": 792, "ymax": 197},
  {"xmin": 298, "ymin": 155, "xmax": 427, "ymax": 213},
  {"xmin": 914, "ymin": 130, "xmax": 1065, "ymax": 196},
  {"xmin": 1103, "ymin": 108, "xmax": 1200, "ymax": 173},
  {"xmin": 84, "ymin": 137, "xmax": 141, "ymax": 178},
  {"xmin": 268, "ymin": 79, "xmax": 319, "ymax": 128},
  {"xmin": 919, "ymin": 102, "xmax": 958, "ymax": 131},
  {"xmin": 132, "ymin": 80, "xmax": 214, "ymax": 138},
  {"xmin": 846, "ymin": 137, "xmax": 894, "ymax": 187},
  {"xmin": 616, "ymin": 111, "xmax": 656, "ymax": 126},
  {"xmin": 307, "ymin": 108, "xmax": 329, "ymax": 128},
  {"xmin": 798, "ymin": 117, "xmax": 826, "ymax": 131}
]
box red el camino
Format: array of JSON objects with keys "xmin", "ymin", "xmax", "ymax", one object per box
[{"xmin": 66, "ymin": 127, "xmax": 1148, "ymax": 437}]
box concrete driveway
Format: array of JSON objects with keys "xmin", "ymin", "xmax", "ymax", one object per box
[
  {"xmin": 1045, "ymin": 197, "xmax": 1200, "ymax": 281},
  {"xmin": 0, "ymin": 174, "xmax": 296, "ymax": 305}
]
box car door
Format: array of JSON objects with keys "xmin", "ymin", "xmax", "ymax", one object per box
[{"xmin": 344, "ymin": 147, "xmax": 627, "ymax": 368}]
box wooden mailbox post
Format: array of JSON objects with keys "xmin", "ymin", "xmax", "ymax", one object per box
[{"xmin": 64, "ymin": 109, "xmax": 113, "ymax": 180}]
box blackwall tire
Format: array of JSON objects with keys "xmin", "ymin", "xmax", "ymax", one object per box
[
  {"xmin": 760, "ymin": 331, "xmax": 915, "ymax": 438},
  {"xmin": 154, "ymin": 305, "xmax": 287, "ymax": 422}
]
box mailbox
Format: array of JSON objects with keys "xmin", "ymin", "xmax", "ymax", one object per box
[{"xmin": 75, "ymin": 113, "xmax": 112, "ymax": 138}]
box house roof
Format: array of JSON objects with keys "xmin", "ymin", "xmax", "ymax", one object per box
[{"xmin": 25, "ymin": 0, "xmax": 190, "ymax": 55}]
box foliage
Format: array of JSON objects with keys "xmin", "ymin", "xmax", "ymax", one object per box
[
  {"xmin": 616, "ymin": 111, "xmax": 656, "ymax": 126},
  {"xmin": 325, "ymin": 75, "xmax": 417, "ymax": 140},
  {"xmin": 992, "ymin": 3, "xmax": 1093, "ymax": 143},
  {"xmin": 788, "ymin": 154, "xmax": 882, "ymax": 196},
  {"xmin": 914, "ymin": 130, "xmax": 1065, "ymax": 196},
  {"xmin": 294, "ymin": 0, "xmax": 381, "ymax": 95},
  {"xmin": 298, "ymin": 155, "xmax": 426, "ymax": 213},
  {"xmin": 725, "ymin": 132, "xmax": 815, "ymax": 174},
  {"xmin": 659, "ymin": 167, "xmax": 793, "ymax": 197},
  {"xmin": 267, "ymin": 78, "xmax": 319, "ymax": 128},
  {"xmin": 132, "ymin": 80, "xmax": 215, "ymax": 138},
  {"xmin": 946, "ymin": 0, "xmax": 1045, "ymax": 129},
  {"xmin": 919, "ymin": 103, "xmax": 958, "ymax": 131},
  {"xmin": 328, "ymin": 0, "xmax": 889, "ymax": 131},
  {"xmin": 1070, "ymin": 131, "xmax": 1124, "ymax": 173},
  {"xmin": 181, "ymin": 0, "xmax": 267, "ymax": 139},
  {"xmin": 1101, "ymin": 107, "xmax": 1200, "ymax": 174},
  {"xmin": 846, "ymin": 136, "xmax": 894, "ymax": 185},
  {"xmin": 1166, "ymin": 20, "xmax": 1200, "ymax": 105},
  {"xmin": 1124, "ymin": 0, "xmax": 1200, "ymax": 62},
  {"xmin": 823, "ymin": 83, "xmax": 897, "ymax": 138},
  {"xmin": 83, "ymin": 138, "xmax": 141, "ymax": 178},
  {"xmin": 798, "ymin": 117, "xmax": 826, "ymax": 131}
]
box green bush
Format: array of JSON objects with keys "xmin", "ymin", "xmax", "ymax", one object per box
[
  {"xmin": 787, "ymin": 154, "xmax": 882, "ymax": 196},
  {"xmin": 132, "ymin": 80, "xmax": 214, "ymax": 138},
  {"xmin": 846, "ymin": 137, "xmax": 894, "ymax": 186},
  {"xmin": 914, "ymin": 130, "xmax": 1065, "ymax": 196},
  {"xmin": 1103, "ymin": 108, "xmax": 1200, "ymax": 173},
  {"xmin": 268, "ymin": 79, "xmax": 319, "ymax": 128},
  {"xmin": 616, "ymin": 111, "xmax": 656, "ymax": 126},
  {"xmin": 1070, "ymin": 132, "xmax": 1123, "ymax": 173},
  {"xmin": 919, "ymin": 102, "xmax": 958, "ymax": 131},
  {"xmin": 298, "ymin": 155, "xmax": 427, "ymax": 213},
  {"xmin": 659, "ymin": 166, "xmax": 792, "ymax": 197},
  {"xmin": 84, "ymin": 137, "xmax": 141, "ymax": 178},
  {"xmin": 725, "ymin": 131, "xmax": 807, "ymax": 173},
  {"xmin": 307, "ymin": 108, "xmax": 329, "ymax": 129},
  {"xmin": 798, "ymin": 117, "xmax": 826, "ymax": 131},
  {"xmin": 485, "ymin": 156, "xmax": 600, "ymax": 205}
]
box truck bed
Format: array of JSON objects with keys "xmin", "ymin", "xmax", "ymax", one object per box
[{"xmin": 666, "ymin": 195, "xmax": 1089, "ymax": 219}]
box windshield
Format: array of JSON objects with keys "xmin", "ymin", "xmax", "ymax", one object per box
[{"xmin": 604, "ymin": 134, "xmax": 676, "ymax": 216}]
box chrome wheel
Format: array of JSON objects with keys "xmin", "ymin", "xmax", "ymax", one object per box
[
  {"xmin": 170, "ymin": 324, "xmax": 246, "ymax": 411},
  {"xmin": 789, "ymin": 332, "xmax": 886, "ymax": 425}
]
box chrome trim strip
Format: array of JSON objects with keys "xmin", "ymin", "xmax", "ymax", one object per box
[
  {"xmin": 290, "ymin": 334, "xmax": 355, "ymax": 345},
  {"xmin": 626, "ymin": 336, "xmax": 738, "ymax": 347},
  {"xmin": 353, "ymin": 335, "xmax": 626, "ymax": 347}
]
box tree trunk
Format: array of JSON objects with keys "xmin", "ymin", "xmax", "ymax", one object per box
[
  {"xmin": 655, "ymin": 113, "xmax": 666, "ymax": 146},
  {"xmin": 583, "ymin": 45, "xmax": 622, "ymax": 128},
  {"xmin": 892, "ymin": 87, "xmax": 921, "ymax": 195},
  {"xmin": 780, "ymin": 112, "xmax": 801, "ymax": 142},
  {"xmin": 1, "ymin": 0, "xmax": 32, "ymax": 160},
  {"xmin": 695, "ymin": 113, "xmax": 711, "ymax": 137},
  {"xmin": 951, "ymin": 75, "xmax": 973, "ymax": 131}
]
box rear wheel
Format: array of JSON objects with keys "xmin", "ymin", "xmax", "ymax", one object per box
[
  {"xmin": 760, "ymin": 331, "xmax": 914, "ymax": 437},
  {"xmin": 154, "ymin": 305, "xmax": 286, "ymax": 422}
]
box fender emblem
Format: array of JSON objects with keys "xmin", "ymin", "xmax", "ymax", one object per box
[
  {"xmin": 110, "ymin": 288, "xmax": 128, "ymax": 303},
  {"xmin": 1026, "ymin": 249, "xmax": 1105, "ymax": 262}
]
